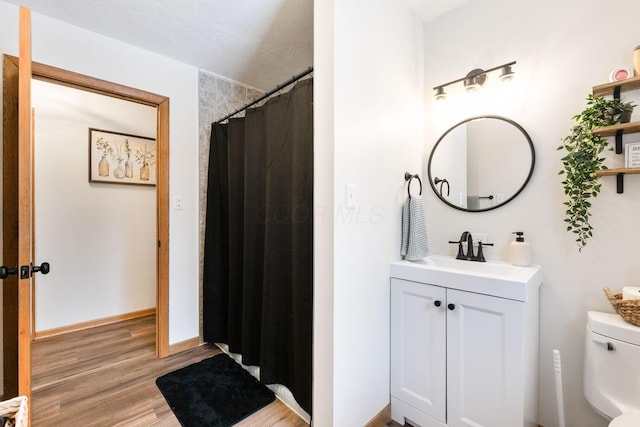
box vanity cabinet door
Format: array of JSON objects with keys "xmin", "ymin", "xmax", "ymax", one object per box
[
  {"xmin": 446, "ymin": 289, "xmax": 523, "ymax": 427},
  {"xmin": 391, "ymin": 279, "xmax": 446, "ymax": 424}
]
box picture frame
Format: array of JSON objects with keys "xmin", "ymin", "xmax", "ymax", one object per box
[
  {"xmin": 625, "ymin": 141, "xmax": 640, "ymax": 168},
  {"xmin": 89, "ymin": 128, "xmax": 156, "ymax": 186}
]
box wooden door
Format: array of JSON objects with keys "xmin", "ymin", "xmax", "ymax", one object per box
[
  {"xmin": 2, "ymin": 6, "xmax": 38, "ymax": 403},
  {"xmin": 3, "ymin": 8, "xmax": 172, "ymax": 411}
]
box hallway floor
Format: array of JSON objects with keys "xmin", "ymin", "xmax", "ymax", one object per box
[{"xmin": 31, "ymin": 315, "xmax": 307, "ymax": 426}]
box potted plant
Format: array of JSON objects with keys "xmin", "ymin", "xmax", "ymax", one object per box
[{"xmin": 558, "ymin": 94, "xmax": 636, "ymax": 251}]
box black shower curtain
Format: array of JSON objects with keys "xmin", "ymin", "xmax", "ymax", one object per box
[{"xmin": 202, "ymin": 78, "xmax": 313, "ymax": 414}]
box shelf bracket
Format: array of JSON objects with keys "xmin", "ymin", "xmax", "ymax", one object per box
[
  {"xmin": 614, "ymin": 85, "xmax": 621, "ymax": 100},
  {"xmin": 616, "ymin": 173, "xmax": 624, "ymax": 194},
  {"xmin": 616, "ymin": 129, "xmax": 623, "ymax": 154}
]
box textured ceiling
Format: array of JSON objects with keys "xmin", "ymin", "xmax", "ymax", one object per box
[
  {"xmin": 5, "ymin": 0, "xmax": 467, "ymax": 91},
  {"xmin": 6, "ymin": 0, "xmax": 313, "ymax": 90}
]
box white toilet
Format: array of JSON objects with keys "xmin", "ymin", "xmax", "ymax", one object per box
[{"xmin": 584, "ymin": 311, "xmax": 640, "ymax": 426}]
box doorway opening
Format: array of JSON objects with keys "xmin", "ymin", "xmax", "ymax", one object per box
[
  {"xmin": 27, "ymin": 61, "xmax": 170, "ymax": 356},
  {"xmin": 31, "ymin": 79, "xmax": 158, "ymax": 339},
  {"xmin": 2, "ymin": 55, "xmax": 170, "ymax": 400}
]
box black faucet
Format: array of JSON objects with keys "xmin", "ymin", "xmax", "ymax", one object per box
[
  {"xmin": 465, "ymin": 232, "xmax": 474, "ymax": 260},
  {"xmin": 449, "ymin": 231, "xmax": 473, "ymax": 260},
  {"xmin": 448, "ymin": 231, "xmax": 493, "ymax": 262}
]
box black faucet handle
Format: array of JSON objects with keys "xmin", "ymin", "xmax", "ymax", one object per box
[
  {"xmin": 474, "ymin": 241, "xmax": 493, "ymax": 262},
  {"xmin": 448, "ymin": 240, "xmax": 466, "ymax": 260}
]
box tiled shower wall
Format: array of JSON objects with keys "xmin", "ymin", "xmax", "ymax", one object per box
[{"xmin": 198, "ymin": 69, "xmax": 263, "ymax": 330}]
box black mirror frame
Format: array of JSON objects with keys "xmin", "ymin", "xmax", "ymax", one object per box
[{"xmin": 427, "ymin": 115, "xmax": 535, "ymax": 212}]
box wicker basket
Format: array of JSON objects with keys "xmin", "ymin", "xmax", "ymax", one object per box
[
  {"xmin": 0, "ymin": 396, "xmax": 28, "ymax": 427},
  {"xmin": 604, "ymin": 287, "xmax": 640, "ymax": 327}
]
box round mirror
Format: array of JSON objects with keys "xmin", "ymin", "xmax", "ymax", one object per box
[{"xmin": 427, "ymin": 115, "xmax": 534, "ymax": 212}]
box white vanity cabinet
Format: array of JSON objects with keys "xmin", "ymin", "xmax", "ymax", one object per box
[{"xmin": 390, "ymin": 259, "xmax": 541, "ymax": 427}]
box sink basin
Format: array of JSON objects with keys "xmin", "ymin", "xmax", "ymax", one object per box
[
  {"xmin": 418, "ymin": 255, "xmax": 520, "ymax": 275},
  {"xmin": 390, "ymin": 255, "xmax": 542, "ymax": 301}
]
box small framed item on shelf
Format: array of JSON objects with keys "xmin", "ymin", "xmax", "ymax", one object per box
[
  {"xmin": 610, "ymin": 67, "xmax": 633, "ymax": 82},
  {"xmin": 625, "ymin": 141, "xmax": 640, "ymax": 167}
]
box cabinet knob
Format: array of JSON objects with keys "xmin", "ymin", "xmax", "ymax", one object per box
[
  {"xmin": 448, "ymin": 303, "xmax": 456, "ymax": 310},
  {"xmin": 434, "ymin": 300, "xmax": 441, "ymax": 307}
]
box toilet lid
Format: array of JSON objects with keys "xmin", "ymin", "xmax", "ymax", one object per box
[{"xmin": 610, "ymin": 411, "xmax": 640, "ymax": 427}]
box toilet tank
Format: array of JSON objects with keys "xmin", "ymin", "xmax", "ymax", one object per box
[{"xmin": 584, "ymin": 311, "xmax": 640, "ymax": 419}]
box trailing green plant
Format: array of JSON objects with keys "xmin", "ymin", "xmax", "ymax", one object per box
[{"xmin": 558, "ymin": 94, "xmax": 636, "ymax": 251}]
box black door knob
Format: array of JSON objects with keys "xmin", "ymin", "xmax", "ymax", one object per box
[
  {"xmin": 0, "ymin": 266, "xmax": 18, "ymax": 280},
  {"xmin": 448, "ymin": 303, "xmax": 456, "ymax": 310},
  {"xmin": 434, "ymin": 300, "xmax": 441, "ymax": 307},
  {"xmin": 32, "ymin": 262, "xmax": 50, "ymax": 275}
]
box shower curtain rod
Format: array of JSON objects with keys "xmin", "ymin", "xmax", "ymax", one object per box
[{"xmin": 214, "ymin": 66, "xmax": 313, "ymax": 124}]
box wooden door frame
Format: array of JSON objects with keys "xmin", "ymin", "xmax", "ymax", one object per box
[{"xmin": 3, "ymin": 55, "xmax": 170, "ymax": 358}]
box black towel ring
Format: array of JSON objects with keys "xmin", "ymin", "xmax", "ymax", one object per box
[
  {"xmin": 404, "ymin": 172, "xmax": 422, "ymax": 198},
  {"xmin": 434, "ymin": 177, "xmax": 450, "ymax": 197}
]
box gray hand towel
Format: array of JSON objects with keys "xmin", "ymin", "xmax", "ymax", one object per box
[{"xmin": 401, "ymin": 195, "xmax": 431, "ymax": 261}]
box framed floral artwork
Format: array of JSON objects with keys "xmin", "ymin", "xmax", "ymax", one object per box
[{"xmin": 89, "ymin": 128, "xmax": 156, "ymax": 186}]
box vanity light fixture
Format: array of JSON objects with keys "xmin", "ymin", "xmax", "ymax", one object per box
[
  {"xmin": 463, "ymin": 69, "xmax": 486, "ymax": 92},
  {"xmin": 433, "ymin": 60, "xmax": 516, "ymax": 100},
  {"xmin": 499, "ymin": 64, "xmax": 515, "ymax": 81}
]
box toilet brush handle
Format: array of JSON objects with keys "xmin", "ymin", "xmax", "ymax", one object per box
[{"xmin": 553, "ymin": 350, "xmax": 566, "ymax": 427}]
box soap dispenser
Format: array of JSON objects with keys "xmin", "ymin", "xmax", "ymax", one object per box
[{"xmin": 510, "ymin": 231, "xmax": 531, "ymax": 267}]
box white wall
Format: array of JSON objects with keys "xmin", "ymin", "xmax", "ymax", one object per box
[
  {"xmin": 423, "ymin": 1, "xmax": 640, "ymax": 426},
  {"xmin": 32, "ymin": 79, "xmax": 156, "ymax": 332},
  {"xmin": 315, "ymin": 0, "xmax": 425, "ymax": 424},
  {"xmin": 0, "ymin": 1, "xmax": 200, "ymax": 345},
  {"xmin": 312, "ymin": 0, "xmax": 335, "ymax": 424}
]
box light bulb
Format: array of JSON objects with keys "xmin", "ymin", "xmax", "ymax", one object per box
[
  {"xmin": 434, "ymin": 87, "xmax": 447, "ymax": 100},
  {"xmin": 499, "ymin": 65, "xmax": 515, "ymax": 81}
]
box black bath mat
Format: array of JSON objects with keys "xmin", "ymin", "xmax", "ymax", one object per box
[{"xmin": 156, "ymin": 353, "xmax": 275, "ymax": 426}]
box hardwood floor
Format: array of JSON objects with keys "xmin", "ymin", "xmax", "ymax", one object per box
[{"xmin": 31, "ymin": 315, "xmax": 307, "ymax": 426}]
